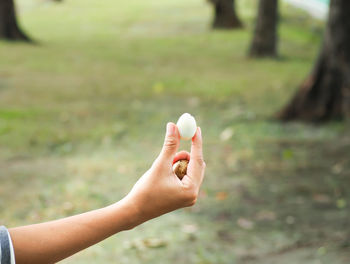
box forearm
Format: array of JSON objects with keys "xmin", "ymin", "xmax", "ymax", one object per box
[
  {"xmin": 7, "ymin": 123, "xmax": 205, "ymax": 264},
  {"xmin": 9, "ymin": 198, "xmax": 140, "ymax": 264}
]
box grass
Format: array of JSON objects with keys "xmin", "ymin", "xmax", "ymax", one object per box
[{"xmin": 1, "ymin": 0, "xmax": 350, "ymax": 263}]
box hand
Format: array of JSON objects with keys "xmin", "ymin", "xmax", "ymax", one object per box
[
  {"xmin": 125, "ymin": 122, "xmax": 206, "ymax": 224},
  {"xmin": 8, "ymin": 122, "xmax": 205, "ymax": 263}
]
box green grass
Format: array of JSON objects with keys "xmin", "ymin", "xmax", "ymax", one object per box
[{"xmin": 1, "ymin": 0, "xmax": 350, "ymax": 263}]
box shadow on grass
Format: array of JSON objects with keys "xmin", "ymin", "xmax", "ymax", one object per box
[{"xmin": 200, "ymin": 134, "xmax": 350, "ymax": 263}]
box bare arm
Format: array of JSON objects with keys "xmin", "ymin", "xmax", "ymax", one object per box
[
  {"xmin": 9, "ymin": 200, "xmax": 139, "ymax": 264},
  {"xmin": 9, "ymin": 123, "xmax": 205, "ymax": 264}
]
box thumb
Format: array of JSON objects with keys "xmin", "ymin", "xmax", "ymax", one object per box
[{"xmin": 159, "ymin": 122, "xmax": 180, "ymax": 164}]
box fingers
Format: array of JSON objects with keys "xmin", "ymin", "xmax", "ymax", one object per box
[
  {"xmin": 190, "ymin": 127, "xmax": 204, "ymax": 165},
  {"xmin": 159, "ymin": 122, "xmax": 180, "ymax": 164},
  {"xmin": 173, "ymin": 151, "xmax": 190, "ymax": 164},
  {"xmin": 188, "ymin": 127, "xmax": 206, "ymax": 184}
]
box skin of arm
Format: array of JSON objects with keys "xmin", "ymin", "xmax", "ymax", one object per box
[{"xmin": 9, "ymin": 122, "xmax": 206, "ymax": 264}]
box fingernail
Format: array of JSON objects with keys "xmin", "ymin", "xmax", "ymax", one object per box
[
  {"xmin": 198, "ymin": 127, "xmax": 202, "ymax": 138},
  {"xmin": 167, "ymin": 122, "xmax": 175, "ymax": 136}
]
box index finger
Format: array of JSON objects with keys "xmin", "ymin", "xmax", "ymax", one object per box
[
  {"xmin": 188, "ymin": 127, "xmax": 205, "ymax": 185},
  {"xmin": 190, "ymin": 127, "xmax": 203, "ymax": 163}
]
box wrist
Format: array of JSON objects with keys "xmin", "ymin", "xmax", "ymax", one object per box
[{"xmin": 109, "ymin": 196, "xmax": 145, "ymax": 231}]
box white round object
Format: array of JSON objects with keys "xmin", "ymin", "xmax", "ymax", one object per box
[{"xmin": 176, "ymin": 113, "xmax": 197, "ymax": 140}]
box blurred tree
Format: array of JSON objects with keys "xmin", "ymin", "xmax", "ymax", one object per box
[
  {"xmin": 249, "ymin": 0, "xmax": 278, "ymax": 57},
  {"xmin": 0, "ymin": 0, "xmax": 31, "ymax": 41},
  {"xmin": 210, "ymin": 0, "xmax": 243, "ymax": 29},
  {"xmin": 278, "ymin": 0, "xmax": 350, "ymax": 121}
]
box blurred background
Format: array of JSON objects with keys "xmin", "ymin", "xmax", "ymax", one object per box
[{"xmin": 1, "ymin": 0, "xmax": 350, "ymax": 263}]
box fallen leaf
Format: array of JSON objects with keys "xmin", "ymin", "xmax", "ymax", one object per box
[
  {"xmin": 336, "ymin": 199, "xmax": 347, "ymax": 209},
  {"xmin": 125, "ymin": 240, "xmax": 145, "ymax": 251},
  {"xmin": 237, "ymin": 218, "xmax": 254, "ymax": 230},
  {"xmin": 317, "ymin": 246, "xmax": 327, "ymax": 256},
  {"xmin": 142, "ymin": 238, "xmax": 167, "ymax": 248},
  {"xmin": 216, "ymin": 191, "xmax": 228, "ymax": 201},
  {"xmin": 181, "ymin": 224, "xmax": 198, "ymax": 234},
  {"xmin": 332, "ymin": 163, "xmax": 343, "ymax": 174},
  {"xmin": 256, "ymin": 210, "xmax": 276, "ymax": 221},
  {"xmin": 220, "ymin": 127, "xmax": 234, "ymax": 141},
  {"xmin": 126, "ymin": 238, "xmax": 168, "ymax": 250},
  {"xmin": 152, "ymin": 82, "xmax": 164, "ymax": 94},
  {"xmin": 282, "ymin": 149, "xmax": 294, "ymax": 160},
  {"xmin": 62, "ymin": 201, "xmax": 74, "ymax": 213},
  {"xmin": 312, "ymin": 194, "xmax": 331, "ymax": 204}
]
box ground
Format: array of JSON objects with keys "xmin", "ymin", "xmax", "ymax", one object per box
[{"xmin": 0, "ymin": 0, "xmax": 350, "ymax": 263}]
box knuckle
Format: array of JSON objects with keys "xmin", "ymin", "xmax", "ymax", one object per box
[
  {"xmin": 189, "ymin": 197, "xmax": 197, "ymax": 206},
  {"xmin": 195, "ymin": 157, "xmax": 205, "ymax": 167},
  {"xmin": 164, "ymin": 137, "xmax": 177, "ymax": 149},
  {"xmin": 184, "ymin": 190, "xmax": 198, "ymax": 206}
]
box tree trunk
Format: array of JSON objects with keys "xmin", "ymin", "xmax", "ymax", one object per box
[
  {"xmin": 249, "ymin": 0, "xmax": 278, "ymax": 57},
  {"xmin": 0, "ymin": 0, "xmax": 31, "ymax": 41},
  {"xmin": 211, "ymin": 0, "xmax": 243, "ymax": 29},
  {"xmin": 278, "ymin": 0, "xmax": 350, "ymax": 121}
]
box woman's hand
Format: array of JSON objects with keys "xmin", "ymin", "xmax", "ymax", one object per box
[
  {"xmin": 8, "ymin": 122, "xmax": 205, "ymax": 264},
  {"xmin": 125, "ymin": 122, "xmax": 206, "ymax": 224}
]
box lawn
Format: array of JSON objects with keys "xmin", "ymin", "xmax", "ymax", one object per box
[{"xmin": 0, "ymin": 0, "xmax": 350, "ymax": 263}]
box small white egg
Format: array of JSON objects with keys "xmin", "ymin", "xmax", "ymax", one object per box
[{"xmin": 176, "ymin": 113, "xmax": 197, "ymax": 140}]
